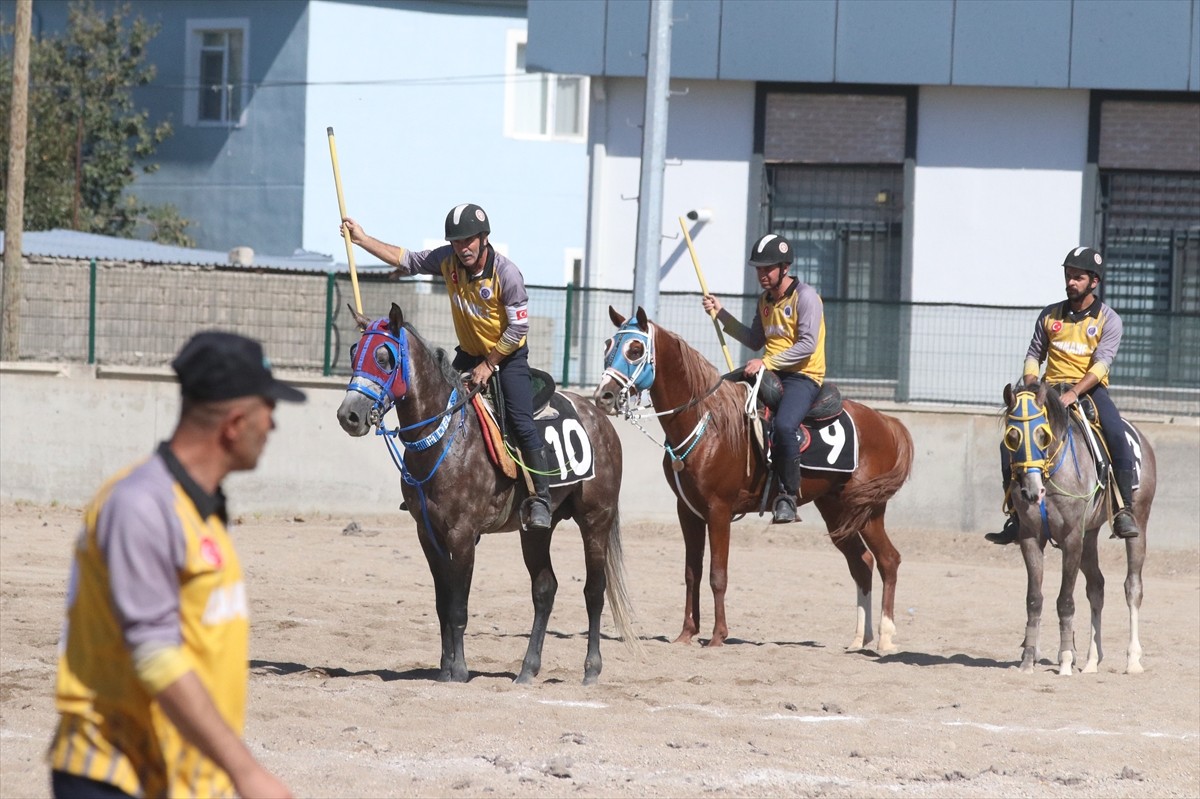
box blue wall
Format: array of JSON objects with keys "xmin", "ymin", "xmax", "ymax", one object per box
[
  {"xmin": 527, "ymin": 0, "xmax": 1200, "ymax": 91},
  {"xmin": 22, "ymin": 0, "xmax": 311, "ymax": 255}
]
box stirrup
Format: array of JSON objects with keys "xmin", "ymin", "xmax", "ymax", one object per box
[
  {"xmin": 1110, "ymin": 509, "xmax": 1140, "ymax": 540},
  {"xmin": 772, "ymin": 495, "xmax": 798, "ymax": 524},
  {"xmin": 984, "ymin": 515, "xmax": 1019, "ymax": 545},
  {"xmin": 522, "ymin": 496, "xmax": 552, "ymax": 532}
]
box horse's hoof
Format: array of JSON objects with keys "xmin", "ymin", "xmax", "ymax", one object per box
[
  {"xmin": 673, "ymin": 633, "xmax": 695, "ymax": 644},
  {"xmin": 582, "ymin": 673, "xmax": 599, "ymax": 686},
  {"xmin": 1126, "ymin": 661, "xmax": 1145, "ymax": 675},
  {"xmin": 514, "ymin": 672, "xmax": 535, "ymax": 685}
]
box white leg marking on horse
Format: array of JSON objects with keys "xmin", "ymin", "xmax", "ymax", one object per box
[
  {"xmin": 1083, "ymin": 607, "xmax": 1102, "ymax": 673},
  {"xmin": 1127, "ymin": 605, "xmax": 1144, "ymax": 675},
  {"xmin": 878, "ymin": 616, "xmax": 897, "ymax": 654},
  {"xmin": 1058, "ymin": 650, "xmax": 1074, "ymax": 676},
  {"xmin": 850, "ymin": 588, "xmax": 869, "ymax": 650}
]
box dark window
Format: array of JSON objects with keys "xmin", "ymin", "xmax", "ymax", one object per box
[
  {"xmin": 1099, "ymin": 171, "xmax": 1200, "ymax": 388},
  {"xmin": 766, "ymin": 164, "xmax": 905, "ymax": 381}
]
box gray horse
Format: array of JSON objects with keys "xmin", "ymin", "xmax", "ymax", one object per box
[{"xmin": 1002, "ymin": 381, "xmax": 1156, "ymax": 675}]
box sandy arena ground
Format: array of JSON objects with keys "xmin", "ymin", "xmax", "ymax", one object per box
[{"xmin": 2, "ymin": 501, "xmax": 1198, "ymax": 798}]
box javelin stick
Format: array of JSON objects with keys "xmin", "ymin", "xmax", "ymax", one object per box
[
  {"xmin": 679, "ymin": 216, "xmax": 734, "ymax": 371},
  {"xmin": 327, "ymin": 127, "xmax": 363, "ymax": 315}
]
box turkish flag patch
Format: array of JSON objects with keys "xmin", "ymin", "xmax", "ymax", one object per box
[{"xmin": 516, "ymin": 308, "xmax": 528, "ymax": 321}]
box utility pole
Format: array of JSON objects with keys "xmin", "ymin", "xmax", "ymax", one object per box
[
  {"xmin": 630, "ymin": 0, "xmax": 672, "ymax": 320},
  {"xmin": 2, "ymin": 0, "xmax": 33, "ymax": 360}
]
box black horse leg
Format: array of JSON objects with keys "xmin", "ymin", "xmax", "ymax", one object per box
[
  {"xmin": 425, "ymin": 539, "xmax": 474, "ymax": 683},
  {"xmin": 516, "ymin": 528, "xmax": 557, "ymax": 684},
  {"xmin": 579, "ymin": 517, "xmax": 612, "ymax": 685}
]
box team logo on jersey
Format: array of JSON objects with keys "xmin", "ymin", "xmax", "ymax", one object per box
[
  {"xmin": 1086, "ymin": 325, "xmax": 1098, "ymax": 337},
  {"xmin": 450, "ymin": 268, "xmax": 459, "ymax": 285},
  {"xmin": 479, "ymin": 286, "xmax": 493, "ymax": 301},
  {"xmin": 783, "ymin": 304, "xmax": 793, "ymax": 318},
  {"xmin": 200, "ymin": 537, "xmax": 224, "ymax": 569},
  {"xmin": 1051, "ymin": 320, "xmax": 1063, "ymax": 333}
]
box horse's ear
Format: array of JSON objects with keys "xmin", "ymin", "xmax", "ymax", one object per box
[
  {"xmin": 608, "ymin": 305, "xmax": 626, "ymax": 328},
  {"xmin": 1035, "ymin": 381, "xmax": 1049, "ymax": 407},
  {"xmin": 348, "ymin": 304, "xmax": 370, "ymax": 332},
  {"xmin": 634, "ymin": 306, "xmax": 649, "ymax": 330},
  {"xmin": 389, "ymin": 302, "xmax": 404, "ymax": 331},
  {"xmin": 1003, "ymin": 383, "xmax": 1015, "ymax": 407}
]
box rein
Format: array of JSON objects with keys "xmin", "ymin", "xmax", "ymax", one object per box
[
  {"xmin": 1006, "ymin": 389, "xmax": 1102, "ymax": 543},
  {"xmin": 606, "ymin": 321, "xmax": 747, "ymax": 520},
  {"xmin": 348, "ymin": 321, "xmax": 485, "ymax": 557}
]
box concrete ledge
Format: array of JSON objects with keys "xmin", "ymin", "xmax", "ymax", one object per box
[{"xmin": 2, "ymin": 368, "xmax": 1197, "ymax": 549}]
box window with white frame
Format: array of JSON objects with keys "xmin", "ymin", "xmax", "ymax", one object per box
[
  {"xmin": 184, "ymin": 19, "xmax": 249, "ymax": 127},
  {"xmin": 505, "ymin": 30, "xmax": 587, "ymax": 141}
]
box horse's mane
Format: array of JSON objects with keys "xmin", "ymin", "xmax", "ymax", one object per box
[
  {"xmin": 402, "ymin": 322, "xmax": 464, "ymax": 392},
  {"xmin": 1039, "ymin": 381, "xmax": 1070, "ymax": 435},
  {"xmin": 653, "ymin": 324, "xmax": 748, "ymax": 456}
]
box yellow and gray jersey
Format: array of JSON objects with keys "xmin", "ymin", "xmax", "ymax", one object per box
[
  {"xmin": 395, "ymin": 245, "xmax": 530, "ymax": 358},
  {"xmin": 717, "ymin": 281, "xmax": 826, "ymax": 384},
  {"xmin": 49, "ymin": 444, "xmax": 248, "ymax": 799},
  {"xmin": 1023, "ymin": 299, "xmax": 1123, "ymax": 386}
]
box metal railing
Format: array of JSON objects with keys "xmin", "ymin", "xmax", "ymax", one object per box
[{"xmin": 12, "ymin": 259, "xmax": 1200, "ymax": 416}]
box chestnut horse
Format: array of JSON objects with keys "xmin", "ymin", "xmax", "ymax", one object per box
[
  {"xmin": 336, "ymin": 303, "xmax": 636, "ymax": 684},
  {"xmin": 594, "ymin": 307, "xmax": 914, "ymax": 651},
  {"xmin": 1002, "ymin": 381, "xmax": 1155, "ymax": 675}
]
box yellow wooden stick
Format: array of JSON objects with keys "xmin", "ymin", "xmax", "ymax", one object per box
[
  {"xmin": 679, "ymin": 216, "xmax": 734, "ymax": 371},
  {"xmin": 327, "ymin": 127, "xmax": 363, "ymax": 315}
]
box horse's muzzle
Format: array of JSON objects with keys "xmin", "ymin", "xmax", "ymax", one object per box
[{"xmin": 592, "ymin": 385, "xmax": 618, "ymax": 416}]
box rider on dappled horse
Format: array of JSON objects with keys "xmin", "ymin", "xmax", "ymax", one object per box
[
  {"xmin": 701, "ymin": 233, "xmax": 826, "ymax": 524},
  {"xmin": 342, "ymin": 203, "xmax": 553, "ymax": 531},
  {"xmin": 988, "ymin": 246, "xmax": 1141, "ymax": 545}
]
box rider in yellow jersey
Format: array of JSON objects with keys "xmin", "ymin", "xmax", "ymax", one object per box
[
  {"xmin": 342, "ymin": 204, "xmax": 553, "ymax": 531},
  {"xmin": 987, "ymin": 246, "xmax": 1141, "ymax": 544},
  {"xmin": 702, "ymin": 234, "xmax": 826, "ymax": 523}
]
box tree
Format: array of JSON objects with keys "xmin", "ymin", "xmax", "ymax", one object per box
[{"xmin": 0, "ymin": 0, "xmax": 194, "ymax": 246}]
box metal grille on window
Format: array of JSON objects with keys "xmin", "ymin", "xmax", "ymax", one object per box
[
  {"xmin": 1098, "ymin": 171, "xmax": 1200, "ymax": 390},
  {"xmin": 765, "ymin": 164, "xmax": 904, "ymax": 384}
]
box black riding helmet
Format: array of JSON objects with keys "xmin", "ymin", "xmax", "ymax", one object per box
[
  {"xmin": 1062, "ymin": 246, "xmax": 1104, "ymax": 279},
  {"xmin": 445, "ymin": 203, "xmax": 491, "ymax": 241},
  {"xmin": 748, "ymin": 233, "xmax": 794, "ymax": 268}
]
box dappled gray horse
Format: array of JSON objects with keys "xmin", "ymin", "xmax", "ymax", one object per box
[
  {"xmin": 1002, "ymin": 381, "xmax": 1156, "ymax": 675},
  {"xmin": 336, "ymin": 302, "xmax": 636, "ymax": 684}
]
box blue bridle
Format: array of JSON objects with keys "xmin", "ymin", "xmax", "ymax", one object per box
[
  {"xmin": 1004, "ymin": 388, "xmax": 1079, "ymax": 543},
  {"xmin": 346, "ymin": 318, "xmax": 466, "ymax": 557},
  {"xmin": 602, "ymin": 320, "xmax": 657, "ymax": 408}
]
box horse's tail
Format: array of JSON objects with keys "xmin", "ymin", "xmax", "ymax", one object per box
[
  {"xmin": 829, "ymin": 412, "xmax": 915, "ymax": 545},
  {"xmin": 604, "ymin": 511, "xmax": 644, "ymax": 656}
]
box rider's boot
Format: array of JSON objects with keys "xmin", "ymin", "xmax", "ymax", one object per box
[
  {"xmin": 1110, "ymin": 468, "xmax": 1141, "ymax": 539},
  {"xmin": 522, "ymin": 446, "xmax": 553, "ymax": 532},
  {"xmin": 984, "ymin": 470, "xmax": 1018, "ymax": 544},
  {"xmin": 984, "ymin": 513, "xmax": 1020, "ymax": 545},
  {"xmin": 772, "ymin": 458, "xmax": 802, "ymax": 524}
]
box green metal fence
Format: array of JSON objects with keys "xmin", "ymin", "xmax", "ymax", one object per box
[{"xmin": 14, "ymin": 260, "xmax": 1200, "ymax": 416}]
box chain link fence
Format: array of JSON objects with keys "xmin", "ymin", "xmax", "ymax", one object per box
[{"xmin": 12, "ymin": 258, "xmax": 1200, "ymax": 416}]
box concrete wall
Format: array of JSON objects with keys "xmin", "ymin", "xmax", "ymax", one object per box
[{"xmin": 3, "ymin": 367, "xmax": 1196, "ymax": 549}]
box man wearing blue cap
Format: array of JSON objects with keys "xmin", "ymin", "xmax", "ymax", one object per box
[{"xmin": 48, "ymin": 331, "xmax": 302, "ymax": 799}]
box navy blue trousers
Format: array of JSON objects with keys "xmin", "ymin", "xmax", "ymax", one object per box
[
  {"xmin": 454, "ymin": 344, "xmax": 541, "ymax": 454},
  {"xmin": 773, "ymin": 371, "xmax": 822, "ymax": 464},
  {"xmin": 52, "ymin": 771, "xmax": 134, "ymax": 799}
]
